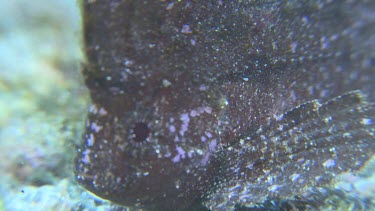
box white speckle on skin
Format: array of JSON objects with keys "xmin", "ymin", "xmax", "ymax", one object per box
[
  {"xmin": 302, "ymin": 16, "xmax": 309, "ymax": 24},
  {"xmin": 260, "ymin": 135, "xmax": 266, "ymax": 140},
  {"xmin": 268, "ymin": 185, "xmax": 281, "ymax": 192},
  {"xmin": 174, "ymin": 136, "xmax": 180, "ymax": 142},
  {"xmin": 320, "ymin": 36, "xmax": 328, "ymax": 50},
  {"xmin": 330, "ymin": 33, "xmax": 339, "ymax": 41},
  {"xmin": 307, "ymin": 85, "xmax": 315, "ymax": 95},
  {"xmin": 209, "ymin": 139, "xmax": 217, "ymax": 152},
  {"xmin": 320, "ymin": 89, "xmax": 329, "ymax": 98},
  {"xmin": 240, "ymin": 139, "xmax": 244, "ymax": 145},
  {"xmin": 175, "ymin": 180, "xmax": 180, "ymax": 189},
  {"xmin": 290, "ymin": 89, "xmax": 297, "ymax": 101},
  {"xmin": 343, "ymin": 132, "xmax": 352, "ymax": 138},
  {"xmin": 204, "ymin": 106, "xmax": 212, "ymax": 114},
  {"xmin": 275, "ymin": 114, "xmax": 284, "ymax": 121},
  {"xmin": 98, "ymin": 107, "xmax": 108, "ymax": 116},
  {"xmin": 316, "ymin": 176, "xmax": 326, "ymax": 182},
  {"xmin": 201, "ymin": 136, "xmax": 207, "ymax": 142},
  {"xmin": 179, "ymin": 113, "xmax": 190, "ymax": 136},
  {"xmin": 123, "ymin": 58, "xmax": 134, "ymax": 66},
  {"xmin": 196, "ymin": 149, "xmax": 203, "ymax": 155},
  {"xmin": 89, "ymin": 104, "xmax": 97, "ymax": 114},
  {"xmin": 82, "ymin": 167, "xmax": 89, "ymax": 174},
  {"xmin": 297, "ymin": 158, "xmax": 305, "ymax": 163},
  {"xmin": 176, "ymin": 146, "xmax": 186, "ymax": 158},
  {"xmin": 81, "ymin": 149, "xmax": 91, "ymax": 164},
  {"xmin": 166, "ymin": 2, "xmax": 174, "ymax": 10},
  {"xmin": 87, "ymin": 133, "xmax": 95, "ymax": 146},
  {"xmin": 361, "ymin": 118, "xmax": 372, "ymax": 125},
  {"xmin": 290, "ymin": 42, "xmax": 298, "ymax": 53},
  {"xmin": 164, "ymin": 151, "xmax": 171, "ymax": 158},
  {"xmin": 162, "ymin": 79, "xmax": 172, "ymax": 87},
  {"xmin": 323, "ymin": 159, "xmax": 336, "ymax": 168},
  {"xmin": 190, "ymin": 110, "xmax": 198, "ymax": 117},
  {"xmin": 181, "ymin": 24, "xmax": 192, "ymax": 34},
  {"xmin": 90, "ymin": 122, "xmax": 102, "ymax": 133},
  {"xmin": 199, "ymin": 85, "xmax": 207, "ymax": 91},
  {"xmin": 172, "ymin": 155, "xmax": 180, "ymax": 163},
  {"xmin": 200, "ymin": 152, "xmax": 211, "ymax": 166},
  {"xmin": 324, "ymin": 116, "xmax": 332, "ymax": 123},
  {"xmin": 290, "ymin": 173, "xmax": 300, "ymax": 182},
  {"xmin": 172, "ymin": 146, "xmax": 186, "ymax": 163},
  {"xmin": 197, "ymin": 107, "xmax": 205, "ymax": 114},
  {"xmin": 169, "ymin": 125, "xmax": 176, "ymax": 133},
  {"xmin": 246, "ymin": 162, "xmax": 254, "ymax": 169}
]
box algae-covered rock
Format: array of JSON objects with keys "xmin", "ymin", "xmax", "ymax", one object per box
[
  {"xmin": 0, "ymin": 0, "xmax": 110, "ymax": 210},
  {"xmin": 4, "ymin": 179, "xmax": 113, "ymax": 211}
]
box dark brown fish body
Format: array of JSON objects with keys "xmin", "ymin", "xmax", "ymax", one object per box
[{"xmin": 75, "ymin": 1, "xmax": 375, "ymax": 210}]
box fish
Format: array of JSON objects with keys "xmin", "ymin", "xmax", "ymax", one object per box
[{"xmin": 74, "ymin": 0, "xmax": 375, "ymax": 210}]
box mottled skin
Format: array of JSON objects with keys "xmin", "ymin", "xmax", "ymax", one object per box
[{"xmin": 75, "ymin": 0, "xmax": 375, "ymax": 210}]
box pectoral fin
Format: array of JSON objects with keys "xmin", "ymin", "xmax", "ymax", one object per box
[{"xmin": 206, "ymin": 91, "xmax": 375, "ymax": 210}]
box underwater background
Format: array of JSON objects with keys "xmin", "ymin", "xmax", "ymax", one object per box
[
  {"xmin": 0, "ymin": 0, "xmax": 374, "ymax": 211},
  {"xmin": 0, "ymin": 0, "xmax": 114, "ymax": 210}
]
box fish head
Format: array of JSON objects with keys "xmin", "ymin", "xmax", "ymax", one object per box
[{"xmin": 74, "ymin": 74, "xmax": 223, "ymax": 209}]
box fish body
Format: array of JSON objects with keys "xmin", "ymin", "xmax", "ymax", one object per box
[{"xmin": 75, "ymin": 1, "xmax": 375, "ymax": 210}]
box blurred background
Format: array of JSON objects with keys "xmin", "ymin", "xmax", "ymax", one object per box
[{"xmin": 0, "ymin": 0, "xmax": 112, "ymax": 210}]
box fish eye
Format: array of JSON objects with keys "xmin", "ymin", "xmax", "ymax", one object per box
[{"xmin": 131, "ymin": 122, "xmax": 150, "ymax": 142}]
